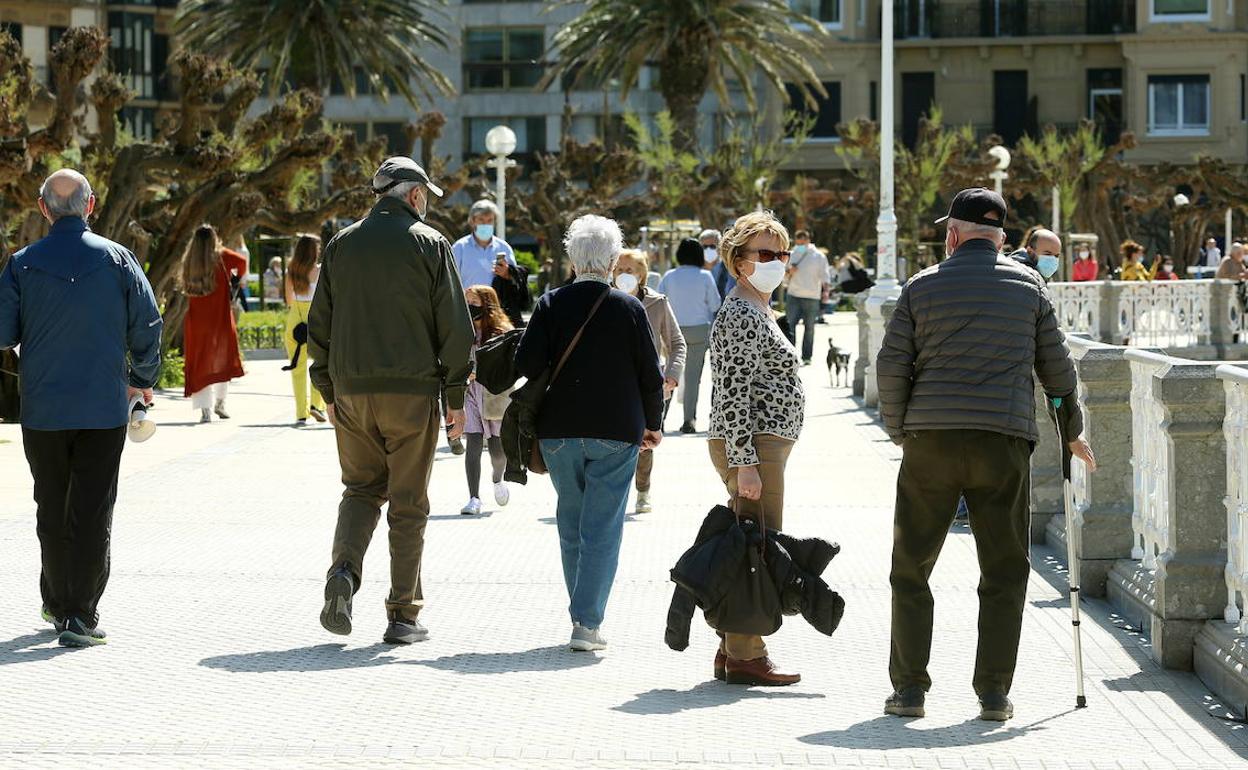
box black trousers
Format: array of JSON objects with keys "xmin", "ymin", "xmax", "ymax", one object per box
[
  {"xmin": 23, "ymin": 427, "xmax": 126, "ymax": 626},
  {"xmin": 889, "ymin": 429, "xmax": 1033, "ymax": 697}
]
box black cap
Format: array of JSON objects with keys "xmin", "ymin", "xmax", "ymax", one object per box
[
  {"xmin": 371, "ymin": 156, "xmax": 444, "ymax": 197},
  {"xmin": 934, "ymin": 187, "xmax": 1007, "ymax": 228}
]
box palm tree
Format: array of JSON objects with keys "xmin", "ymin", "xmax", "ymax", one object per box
[
  {"xmin": 541, "ymin": 0, "xmax": 830, "ymax": 153},
  {"xmin": 175, "ymin": 0, "xmax": 453, "ymax": 108}
]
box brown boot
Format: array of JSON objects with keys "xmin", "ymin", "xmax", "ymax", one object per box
[
  {"xmin": 714, "ymin": 649, "xmax": 727, "ymax": 681},
  {"xmin": 724, "ymin": 656, "xmax": 801, "ymax": 686}
]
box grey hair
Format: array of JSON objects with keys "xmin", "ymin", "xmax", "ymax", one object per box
[
  {"xmin": 947, "ymin": 218, "xmax": 1004, "ymax": 242},
  {"xmin": 699, "ymin": 229, "xmax": 721, "ymax": 244},
  {"xmin": 39, "ymin": 169, "xmax": 93, "ymax": 220},
  {"xmin": 469, "ymin": 199, "xmax": 500, "ymax": 220},
  {"xmin": 382, "ymin": 181, "xmax": 420, "ymax": 201},
  {"xmin": 564, "ymin": 215, "xmax": 624, "ymax": 277}
]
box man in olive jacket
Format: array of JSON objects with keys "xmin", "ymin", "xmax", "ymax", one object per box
[
  {"xmin": 309, "ymin": 157, "xmax": 474, "ymax": 645},
  {"xmin": 876, "ymin": 188, "xmax": 1096, "ymax": 721}
]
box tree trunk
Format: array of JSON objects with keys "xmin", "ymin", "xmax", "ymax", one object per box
[{"xmin": 658, "ymin": 42, "xmax": 710, "ymax": 155}]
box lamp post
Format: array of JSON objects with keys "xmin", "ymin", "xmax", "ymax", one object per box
[
  {"xmin": 485, "ymin": 125, "xmax": 517, "ymax": 241},
  {"xmin": 987, "ymin": 145, "xmax": 1011, "ymax": 197},
  {"xmin": 862, "ymin": 4, "xmax": 901, "ymax": 408}
]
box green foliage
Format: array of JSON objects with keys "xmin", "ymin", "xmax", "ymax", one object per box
[
  {"xmin": 158, "ymin": 349, "xmax": 186, "ymax": 390},
  {"xmin": 1015, "ymin": 121, "xmax": 1107, "ymax": 232},
  {"xmin": 513, "ymin": 249, "xmax": 541, "ymax": 274},
  {"xmin": 624, "ymin": 111, "xmax": 699, "ymax": 220},
  {"xmin": 237, "ymin": 310, "xmax": 286, "ymax": 329}
]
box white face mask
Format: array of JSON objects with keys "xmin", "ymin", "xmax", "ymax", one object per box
[
  {"xmin": 614, "ymin": 272, "xmax": 639, "ymax": 293},
  {"xmin": 745, "ymin": 259, "xmax": 786, "ymax": 295},
  {"xmin": 704, "ymin": 247, "xmax": 718, "ymax": 263}
]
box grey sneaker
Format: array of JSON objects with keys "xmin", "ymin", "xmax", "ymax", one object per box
[
  {"xmin": 319, "ymin": 567, "xmax": 354, "ymax": 636},
  {"xmin": 41, "ymin": 606, "xmax": 65, "ymax": 633},
  {"xmin": 978, "ymin": 693, "xmax": 1014, "ymax": 721},
  {"xmin": 884, "ymin": 686, "xmax": 926, "ymax": 718},
  {"xmin": 58, "ymin": 617, "xmax": 106, "ymax": 647},
  {"xmin": 383, "ymin": 614, "xmax": 429, "ymax": 645},
  {"xmin": 569, "ymin": 624, "xmax": 608, "ymax": 652},
  {"xmin": 213, "ymin": 401, "xmax": 230, "ymax": 420}
]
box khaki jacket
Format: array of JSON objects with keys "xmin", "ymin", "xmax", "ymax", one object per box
[
  {"xmin": 309, "ymin": 196, "xmax": 475, "ymax": 408},
  {"xmin": 639, "ymin": 286, "xmax": 687, "ymax": 383}
]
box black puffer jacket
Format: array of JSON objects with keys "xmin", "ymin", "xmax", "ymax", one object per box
[
  {"xmin": 876, "ymin": 239, "xmax": 1082, "ymax": 445},
  {"xmin": 665, "ymin": 505, "xmax": 846, "ymax": 651}
]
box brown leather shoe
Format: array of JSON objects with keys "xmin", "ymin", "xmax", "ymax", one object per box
[
  {"xmin": 724, "ymin": 656, "xmax": 801, "ymax": 686},
  {"xmin": 714, "ymin": 649, "xmax": 726, "ymax": 681}
]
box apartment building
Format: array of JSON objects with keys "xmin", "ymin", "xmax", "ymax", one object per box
[{"xmin": 771, "ymin": 0, "xmax": 1248, "ymax": 170}]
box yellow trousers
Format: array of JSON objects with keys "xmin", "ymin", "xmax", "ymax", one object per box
[{"xmin": 285, "ymin": 302, "xmax": 326, "ymax": 419}]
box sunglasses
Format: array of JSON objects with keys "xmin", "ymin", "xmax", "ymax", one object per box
[{"xmin": 742, "ymin": 248, "xmax": 791, "ymax": 263}]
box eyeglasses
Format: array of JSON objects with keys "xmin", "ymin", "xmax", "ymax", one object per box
[{"xmin": 742, "ymin": 248, "xmax": 791, "ymax": 263}]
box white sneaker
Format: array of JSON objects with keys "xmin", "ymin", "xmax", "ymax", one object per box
[
  {"xmin": 494, "ymin": 481, "xmax": 510, "ymax": 507},
  {"xmin": 569, "ymin": 623, "xmax": 608, "ymax": 652},
  {"xmin": 199, "ymin": 408, "xmax": 212, "ymax": 424},
  {"xmin": 636, "ymin": 492, "xmax": 652, "ymax": 514},
  {"xmin": 460, "ymin": 498, "xmax": 482, "ymax": 516}
]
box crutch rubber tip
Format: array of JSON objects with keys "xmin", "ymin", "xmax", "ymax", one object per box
[{"xmin": 1076, "ymin": 696, "xmax": 1088, "ymax": 709}]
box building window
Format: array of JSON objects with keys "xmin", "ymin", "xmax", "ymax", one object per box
[
  {"xmin": 1088, "ymin": 68, "xmax": 1123, "ymax": 144},
  {"xmin": 372, "ymin": 122, "xmax": 410, "ymax": 154},
  {"xmin": 1147, "ymin": 75, "xmax": 1209, "ymax": 135},
  {"xmin": 785, "ymin": 82, "xmax": 841, "ymax": 140},
  {"xmin": 120, "ymin": 106, "xmax": 156, "ymax": 141},
  {"xmin": 109, "ymin": 12, "xmax": 156, "ymax": 100},
  {"xmin": 465, "ymin": 117, "xmax": 547, "ymax": 156},
  {"xmin": 329, "ymin": 67, "xmax": 402, "ymax": 98},
  {"xmin": 464, "ymin": 28, "xmax": 545, "ymax": 92},
  {"xmin": 789, "ymin": 0, "xmax": 842, "ymax": 27},
  {"xmin": 1150, "ymin": 1, "xmax": 1211, "ymax": 21}
]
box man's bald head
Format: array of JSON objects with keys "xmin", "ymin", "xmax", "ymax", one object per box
[
  {"xmin": 38, "ymin": 169, "xmax": 94, "ymax": 222},
  {"xmin": 1027, "ymin": 228, "xmax": 1061, "ymax": 257}
]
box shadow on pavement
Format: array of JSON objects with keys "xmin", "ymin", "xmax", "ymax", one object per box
[
  {"xmin": 0, "ymin": 631, "xmax": 77, "ymax": 665},
  {"xmin": 428, "ymin": 512, "xmax": 495, "ymax": 521},
  {"xmin": 408, "ymin": 645, "xmax": 602, "ymax": 675},
  {"xmin": 200, "ymin": 642, "xmax": 400, "ymax": 673},
  {"xmin": 614, "ymin": 681, "xmax": 825, "ymax": 715},
  {"xmin": 798, "ymin": 711, "xmax": 1068, "ymax": 749}
]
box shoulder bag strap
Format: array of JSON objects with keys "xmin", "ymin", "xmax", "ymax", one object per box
[{"xmin": 550, "ymin": 287, "xmax": 610, "ymax": 384}]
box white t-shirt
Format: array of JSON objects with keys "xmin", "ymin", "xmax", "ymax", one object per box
[
  {"xmin": 1205, "ymin": 246, "xmax": 1222, "ymax": 268},
  {"xmin": 786, "ymin": 245, "xmax": 830, "ymax": 300}
]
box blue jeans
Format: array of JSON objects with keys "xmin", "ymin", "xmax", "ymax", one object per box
[
  {"xmin": 785, "ymin": 294, "xmax": 821, "ymax": 361},
  {"xmin": 540, "ymin": 438, "xmax": 640, "ymax": 629}
]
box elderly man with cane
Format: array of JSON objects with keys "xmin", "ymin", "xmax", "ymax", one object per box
[{"xmin": 876, "ymin": 188, "xmax": 1096, "ymax": 721}]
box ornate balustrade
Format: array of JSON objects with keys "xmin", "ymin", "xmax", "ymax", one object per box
[
  {"xmin": 1049, "ymin": 280, "xmax": 1245, "ymax": 351},
  {"xmin": 1218, "ymin": 365, "xmax": 1248, "ymax": 637},
  {"xmin": 1050, "ymin": 282, "xmax": 1103, "ymax": 340},
  {"xmin": 1124, "ymin": 351, "xmax": 1169, "ymax": 569}
]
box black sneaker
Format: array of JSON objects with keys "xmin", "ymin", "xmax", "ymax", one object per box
[
  {"xmin": 320, "ymin": 567, "xmax": 354, "ymax": 636},
  {"xmin": 40, "ymin": 606, "xmax": 65, "ymax": 633},
  {"xmin": 884, "ymin": 686, "xmax": 926, "ymax": 718},
  {"xmin": 58, "ymin": 617, "xmax": 106, "ymax": 647},
  {"xmin": 679, "ymin": 422, "xmax": 696, "ymax": 435},
  {"xmin": 978, "ymin": 693, "xmax": 1013, "ymax": 721},
  {"xmin": 448, "ymin": 434, "xmax": 465, "ymax": 455},
  {"xmin": 383, "ymin": 613, "xmax": 429, "ymax": 645}
]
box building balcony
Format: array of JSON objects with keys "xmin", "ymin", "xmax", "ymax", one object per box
[{"xmin": 894, "ymin": 0, "xmax": 1136, "ymax": 40}]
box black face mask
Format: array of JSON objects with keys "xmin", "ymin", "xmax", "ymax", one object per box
[{"xmin": 469, "ymin": 305, "xmax": 486, "ymax": 321}]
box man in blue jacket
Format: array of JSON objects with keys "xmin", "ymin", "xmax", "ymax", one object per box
[{"xmin": 0, "ymin": 169, "xmax": 163, "ymax": 648}]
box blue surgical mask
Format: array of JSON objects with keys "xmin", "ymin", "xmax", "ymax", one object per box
[
  {"xmin": 474, "ymin": 223, "xmax": 494, "ymax": 242},
  {"xmin": 1037, "ymin": 254, "xmax": 1060, "ymax": 279}
]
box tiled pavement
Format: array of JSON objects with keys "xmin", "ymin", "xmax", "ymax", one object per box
[{"xmin": 0, "ymin": 314, "xmax": 1245, "ymax": 769}]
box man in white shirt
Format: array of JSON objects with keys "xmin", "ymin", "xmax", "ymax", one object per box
[
  {"xmin": 451, "ymin": 199, "xmax": 517, "ymax": 290},
  {"xmin": 784, "ymin": 229, "xmax": 830, "ymax": 365}
]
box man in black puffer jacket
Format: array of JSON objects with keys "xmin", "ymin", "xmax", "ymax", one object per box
[{"xmin": 876, "ymin": 188, "xmax": 1097, "ymax": 723}]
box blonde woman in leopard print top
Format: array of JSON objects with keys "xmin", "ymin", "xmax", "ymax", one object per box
[{"xmin": 706, "ymin": 210, "xmax": 806, "ymax": 687}]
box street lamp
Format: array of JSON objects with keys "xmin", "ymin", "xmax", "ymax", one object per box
[
  {"xmin": 987, "ymin": 145, "xmax": 1011, "ymax": 196},
  {"xmin": 485, "ymin": 125, "xmax": 517, "ymax": 241}
]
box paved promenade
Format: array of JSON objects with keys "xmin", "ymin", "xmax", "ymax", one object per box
[{"xmin": 0, "ymin": 314, "xmax": 1245, "ymax": 769}]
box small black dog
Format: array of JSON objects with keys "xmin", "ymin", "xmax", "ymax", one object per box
[{"xmin": 827, "ymin": 341, "xmax": 850, "ymax": 388}]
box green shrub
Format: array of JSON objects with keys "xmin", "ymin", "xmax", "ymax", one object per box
[
  {"xmin": 237, "ymin": 310, "xmax": 286, "ymax": 329},
  {"xmin": 514, "ymin": 249, "xmax": 541, "ymax": 275},
  {"xmin": 158, "ymin": 348, "xmax": 186, "ymax": 390}
]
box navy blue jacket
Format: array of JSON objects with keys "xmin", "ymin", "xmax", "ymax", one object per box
[{"xmin": 0, "ymin": 217, "xmax": 163, "ymax": 430}]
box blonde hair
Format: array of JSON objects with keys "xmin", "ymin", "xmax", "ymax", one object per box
[
  {"xmin": 616, "ymin": 249, "xmax": 649, "ymax": 286},
  {"xmin": 721, "ymin": 211, "xmax": 790, "ymax": 279},
  {"xmin": 181, "ymin": 224, "xmax": 221, "ymax": 297}
]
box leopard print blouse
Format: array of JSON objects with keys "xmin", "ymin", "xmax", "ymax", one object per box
[{"xmin": 708, "ymin": 295, "xmax": 805, "ymax": 467}]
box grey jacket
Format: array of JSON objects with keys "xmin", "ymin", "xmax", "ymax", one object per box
[
  {"xmin": 876, "ymin": 239, "xmax": 1082, "ymax": 444},
  {"xmin": 640, "ymin": 286, "xmax": 687, "ymax": 383}
]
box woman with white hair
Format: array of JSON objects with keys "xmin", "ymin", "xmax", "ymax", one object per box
[{"xmin": 515, "ymin": 215, "xmax": 665, "ymax": 652}]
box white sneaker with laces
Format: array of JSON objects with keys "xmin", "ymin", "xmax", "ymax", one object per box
[
  {"xmin": 569, "ymin": 623, "xmax": 608, "ymax": 651},
  {"xmin": 460, "ymin": 497, "xmax": 482, "ymax": 516},
  {"xmin": 494, "ymin": 481, "xmax": 510, "ymax": 507},
  {"xmin": 636, "ymin": 492, "xmax": 652, "ymax": 514}
]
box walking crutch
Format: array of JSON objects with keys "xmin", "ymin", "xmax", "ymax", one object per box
[{"xmin": 1050, "ymin": 395, "xmax": 1089, "ymax": 709}]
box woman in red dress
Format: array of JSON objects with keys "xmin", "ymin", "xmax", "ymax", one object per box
[{"xmin": 181, "ymin": 225, "xmax": 246, "ymax": 423}]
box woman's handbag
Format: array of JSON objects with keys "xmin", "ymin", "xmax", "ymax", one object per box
[{"xmin": 523, "ymin": 287, "xmax": 610, "ymax": 475}]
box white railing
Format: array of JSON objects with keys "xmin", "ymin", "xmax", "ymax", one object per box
[
  {"xmin": 1218, "ymin": 364, "xmax": 1248, "ymax": 635},
  {"xmin": 1126, "ymin": 350, "xmax": 1172, "ymax": 569},
  {"xmin": 1050, "ymin": 282, "xmax": 1102, "ymax": 341},
  {"xmin": 1117, "ymin": 280, "xmax": 1212, "ymax": 348}
]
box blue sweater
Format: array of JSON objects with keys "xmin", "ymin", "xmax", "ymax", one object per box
[{"xmin": 0, "ymin": 217, "xmax": 163, "ymax": 430}]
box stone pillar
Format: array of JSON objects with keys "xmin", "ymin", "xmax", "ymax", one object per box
[
  {"xmin": 853, "ymin": 295, "xmax": 869, "ymax": 398},
  {"xmin": 1108, "ymin": 360, "xmax": 1229, "ymax": 670},
  {"xmin": 1096, "ymin": 281, "xmax": 1124, "ymax": 344},
  {"xmin": 862, "ymin": 297, "xmax": 897, "ymax": 409},
  {"xmin": 1209, "ymin": 280, "xmax": 1236, "ymax": 352},
  {"xmin": 1045, "ymin": 340, "xmax": 1138, "ymax": 595}
]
